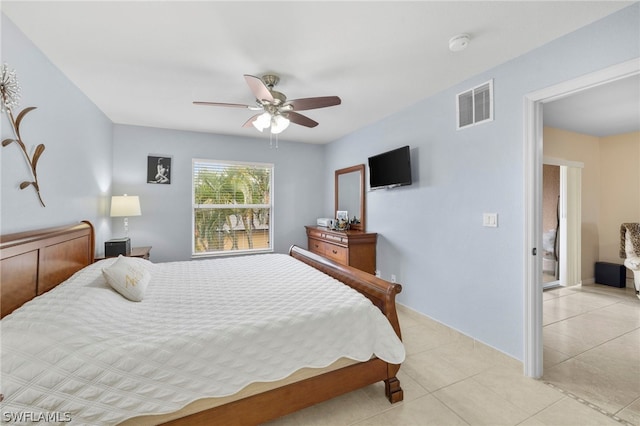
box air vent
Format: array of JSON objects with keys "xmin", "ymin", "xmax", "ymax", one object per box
[{"xmin": 457, "ymin": 79, "xmax": 493, "ymax": 129}]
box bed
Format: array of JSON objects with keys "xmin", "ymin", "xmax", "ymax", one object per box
[{"xmin": 0, "ymin": 221, "xmax": 404, "ymax": 425}]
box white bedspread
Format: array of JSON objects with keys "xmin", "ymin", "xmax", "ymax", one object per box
[{"xmin": 1, "ymin": 254, "xmax": 405, "ymax": 425}]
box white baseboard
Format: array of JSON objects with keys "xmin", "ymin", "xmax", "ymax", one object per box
[{"xmin": 582, "ymin": 276, "xmax": 634, "ymax": 289}]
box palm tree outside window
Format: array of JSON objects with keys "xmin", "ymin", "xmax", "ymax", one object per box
[{"xmin": 192, "ymin": 159, "xmax": 273, "ymax": 256}]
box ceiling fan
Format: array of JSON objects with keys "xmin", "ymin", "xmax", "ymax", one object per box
[{"xmin": 194, "ymin": 74, "xmax": 341, "ymax": 134}]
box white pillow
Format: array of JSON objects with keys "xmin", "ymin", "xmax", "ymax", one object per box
[
  {"xmin": 118, "ymin": 255, "xmax": 156, "ymax": 273},
  {"xmin": 102, "ymin": 255, "xmax": 151, "ymax": 302}
]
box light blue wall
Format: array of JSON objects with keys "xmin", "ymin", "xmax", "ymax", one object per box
[
  {"xmin": 324, "ymin": 3, "xmax": 640, "ymax": 360},
  {"xmin": 0, "ymin": 14, "xmax": 113, "ymax": 245},
  {"xmin": 112, "ymin": 124, "xmax": 325, "ymax": 262}
]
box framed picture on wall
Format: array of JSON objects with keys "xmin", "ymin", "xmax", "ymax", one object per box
[{"xmin": 147, "ymin": 155, "xmax": 171, "ymax": 184}]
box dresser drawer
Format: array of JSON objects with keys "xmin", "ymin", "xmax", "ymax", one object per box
[
  {"xmin": 308, "ymin": 239, "xmax": 348, "ymax": 265},
  {"xmin": 307, "ymin": 227, "xmax": 348, "ymax": 245},
  {"xmin": 308, "ymin": 239, "xmax": 326, "ymax": 255},
  {"xmin": 323, "ymin": 244, "xmax": 348, "ymax": 264}
]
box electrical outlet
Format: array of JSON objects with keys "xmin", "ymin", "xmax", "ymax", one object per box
[
  {"xmin": 375, "ymin": 270, "xmax": 381, "ymax": 278},
  {"xmin": 391, "ymin": 274, "xmax": 397, "ymax": 283}
]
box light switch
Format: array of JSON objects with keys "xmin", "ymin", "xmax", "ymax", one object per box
[{"xmin": 483, "ymin": 213, "xmax": 498, "ymax": 227}]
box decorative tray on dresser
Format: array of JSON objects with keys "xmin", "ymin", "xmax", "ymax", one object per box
[{"xmin": 305, "ymin": 226, "xmax": 377, "ymax": 274}]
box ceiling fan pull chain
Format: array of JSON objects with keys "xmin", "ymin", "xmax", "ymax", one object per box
[{"xmin": 268, "ymin": 132, "xmax": 279, "ymax": 149}]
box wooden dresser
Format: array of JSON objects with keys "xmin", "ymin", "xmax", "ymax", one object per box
[{"xmin": 305, "ymin": 226, "xmax": 377, "ymax": 274}]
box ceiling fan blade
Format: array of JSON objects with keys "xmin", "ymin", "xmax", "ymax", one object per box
[
  {"xmin": 193, "ymin": 101, "xmax": 252, "ymax": 108},
  {"xmin": 288, "ymin": 111, "xmax": 319, "ymax": 128},
  {"xmin": 287, "ymin": 96, "xmax": 341, "ymax": 111},
  {"xmin": 242, "ymin": 114, "xmax": 261, "ymax": 128},
  {"xmin": 244, "ymin": 74, "xmax": 274, "ymax": 103}
]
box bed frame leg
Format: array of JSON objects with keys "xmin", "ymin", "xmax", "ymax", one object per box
[{"xmin": 384, "ymin": 377, "xmax": 403, "ymax": 403}]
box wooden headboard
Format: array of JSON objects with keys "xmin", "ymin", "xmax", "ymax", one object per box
[{"xmin": 0, "ymin": 221, "xmax": 95, "ymax": 318}]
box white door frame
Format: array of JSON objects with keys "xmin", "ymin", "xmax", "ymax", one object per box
[
  {"xmin": 559, "ymin": 165, "xmax": 582, "ymax": 288},
  {"xmin": 523, "ymin": 58, "xmax": 640, "ymax": 378},
  {"xmin": 542, "ymin": 158, "xmax": 584, "ymax": 289}
]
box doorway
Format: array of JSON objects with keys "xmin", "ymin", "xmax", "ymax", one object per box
[{"xmin": 523, "ymin": 58, "xmax": 640, "ymax": 378}]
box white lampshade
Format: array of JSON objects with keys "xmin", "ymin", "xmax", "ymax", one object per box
[
  {"xmin": 110, "ymin": 195, "xmax": 141, "ymax": 217},
  {"xmin": 270, "ymin": 114, "xmax": 290, "ymax": 134},
  {"xmin": 252, "ymin": 112, "xmax": 271, "ymax": 132}
]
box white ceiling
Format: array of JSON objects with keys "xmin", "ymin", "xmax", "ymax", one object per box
[
  {"xmin": 2, "ymin": 1, "xmax": 636, "ymax": 144},
  {"xmin": 543, "ymin": 74, "xmax": 640, "ymax": 137}
]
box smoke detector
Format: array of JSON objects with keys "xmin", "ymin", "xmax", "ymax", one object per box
[{"xmin": 449, "ymin": 34, "xmax": 470, "ymax": 52}]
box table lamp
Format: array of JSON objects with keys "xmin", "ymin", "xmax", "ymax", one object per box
[{"xmin": 110, "ymin": 194, "xmax": 141, "ymax": 236}]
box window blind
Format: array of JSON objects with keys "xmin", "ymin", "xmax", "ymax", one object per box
[{"xmin": 192, "ymin": 159, "xmax": 273, "ymax": 256}]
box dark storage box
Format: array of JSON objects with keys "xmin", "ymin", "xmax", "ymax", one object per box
[
  {"xmin": 595, "ymin": 262, "xmax": 626, "ymax": 288},
  {"xmin": 105, "ymin": 237, "xmax": 131, "ymax": 257}
]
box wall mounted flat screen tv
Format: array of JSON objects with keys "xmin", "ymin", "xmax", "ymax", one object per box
[{"xmin": 368, "ymin": 145, "xmax": 412, "ymax": 189}]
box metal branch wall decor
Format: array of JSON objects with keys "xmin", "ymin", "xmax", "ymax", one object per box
[{"xmin": 1, "ymin": 64, "xmax": 46, "ymax": 207}]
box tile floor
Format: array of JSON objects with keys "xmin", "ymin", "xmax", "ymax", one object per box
[
  {"xmin": 542, "ymin": 283, "xmax": 639, "ymax": 426},
  {"xmin": 268, "ymin": 283, "xmax": 639, "ymax": 426}
]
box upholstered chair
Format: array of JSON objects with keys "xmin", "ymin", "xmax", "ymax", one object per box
[{"xmin": 621, "ymin": 223, "xmax": 640, "ymax": 299}]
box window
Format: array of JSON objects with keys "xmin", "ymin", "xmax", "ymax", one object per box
[
  {"xmin": 456, "ymin": 79, "xmax": 493, "ymax": 129},
  {"xmin": 192, "ymin": 159, "xmax": 273, "ymax": 257}
]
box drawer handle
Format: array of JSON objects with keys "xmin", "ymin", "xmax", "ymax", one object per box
[
  {"xmin": 332, "ymin": 249, "xmax": 338, "ymax": 254},
  {"xmin": 314, "ymin": 244, "xmax": 320, "ymax": 248}
]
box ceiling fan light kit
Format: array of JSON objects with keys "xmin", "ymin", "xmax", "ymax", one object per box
[
  {"xmin": 252, "ymin": 112, "xmax": 272, "ymax": 132},
  {"xmin": 194, "ymin": 73, "xmax": 341, "ymax": 137},
  {"xmin": 270, "ymin": 114, "xmax": 290, "ymax": 134},
  {"xmin": 252, "ymin": 111, "xmax": 290, "ymax": 134}
]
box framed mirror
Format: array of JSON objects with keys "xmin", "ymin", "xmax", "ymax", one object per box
[{"xmin": 335, "ymin": 164, "xmax": 365, "ymax": 232}]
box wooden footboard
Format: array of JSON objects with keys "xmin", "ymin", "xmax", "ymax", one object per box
[
  {"xmin": 289, "ymin": 244, "xmax": 404, "ymax": 401},
  {"xmin": 161, "ymin": 246, "xmax": 405, "ymax": 425},
  {"xmin": 289, "ymin": 244, "xmax": 403, "ymax": 341}
]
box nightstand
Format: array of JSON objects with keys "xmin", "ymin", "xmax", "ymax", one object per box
[
  {"xmin": 95, "ymin": 246, "xmax": 152, "ymax": 262},
  {"xmin": 129, "ymin": 246, "xmax": 152, "ymax": 260}
]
